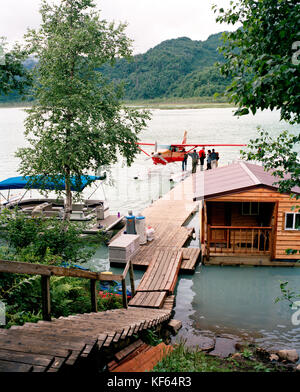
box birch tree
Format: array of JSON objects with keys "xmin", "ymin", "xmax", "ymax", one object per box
[{"xmin": 16, "ymin": 0, "xmax": 150, "ymax": 220}]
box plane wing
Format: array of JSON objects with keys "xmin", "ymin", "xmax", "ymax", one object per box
[
  {"xmin": 170, "ymin": 143, "xmax": 247, "ymax": 147},
  {"xmin": 137, "ymin": 143, "xmax": 171, "ymax": 149},
  {"xmin": 136, "ymin": 142, "xmax": 156, "ymax": 146},
  {"xmin": 137, "ymin": 142, "xmax": 247, "ymax": 147}
]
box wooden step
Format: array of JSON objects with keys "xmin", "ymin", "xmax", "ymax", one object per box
[
  {"xmin": 181, "ymin": 248, "xmax": 201, "ymax": 272},
  {"xmin": 129, "ymin": 291, "xmax": 167, "ymax": 308},
  {"xmin": 110, "ymin": 343, "xmax": 173, "ymax": 372}
]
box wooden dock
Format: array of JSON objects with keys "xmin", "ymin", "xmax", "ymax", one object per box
[
  {"xmin": 110, "ymin": 174, "xmax": 200, "ymax": 274},
  {"xmin": 82, "ymin": 215, "xmax": 124, "ymax": 234},
  {"xmin": 123, "ymin": 175, "xmax": 200, "ymax": 308}
]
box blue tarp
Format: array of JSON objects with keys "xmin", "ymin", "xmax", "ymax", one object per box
[{"xmin": 0, "ymin": 175, "xmax": 104, "ymax": 192}]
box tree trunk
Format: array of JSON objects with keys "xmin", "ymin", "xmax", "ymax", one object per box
[{"xmin": 64, "ymin": 166, "xmax": 72, "ymax": 221}]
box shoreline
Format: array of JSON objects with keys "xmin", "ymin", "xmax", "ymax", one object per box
[
  {"xmin": 124, "ymin": 97, "xmax": 234, "ymax": 110},
  {"xmin": 0, "ymin": 98, "xmax": 235, "ymax": 110}
]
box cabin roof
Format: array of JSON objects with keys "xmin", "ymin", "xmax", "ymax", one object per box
[{"xmin": 193, "ymin": 161, "xmax": 300, "ymax": 200}]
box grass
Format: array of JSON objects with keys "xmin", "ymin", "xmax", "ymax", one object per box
[
  {"xmin": 0, "ymin": 96, "xmax": 235, "ymax": 110},
  {"xmin": 0, "ymin": 101, "xmax": 33, "ymax": 108},
  {"xmin": 124, "ymin": 96, "xmax": 235, "ymax": 110},
  {"xmin": 152, "ymin": 342, "xmax": 284, "ymax": 373}
]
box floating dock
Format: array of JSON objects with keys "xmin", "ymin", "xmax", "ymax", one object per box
[
  {"xmin": 110, "ymin": 174, "xmax": 200, "ymax": 274},
  {"xmin": 82, "ymin": 215, "xmax": 124, "ymax": 234}
]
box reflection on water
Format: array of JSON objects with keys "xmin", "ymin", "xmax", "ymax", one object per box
[
  {"xmin": 173, "ymin": 266, "xmax": 300, "ymax": 355},
  {"xmin": 179, "ymin": 196, "xmax": 300, "ymax": 354}
]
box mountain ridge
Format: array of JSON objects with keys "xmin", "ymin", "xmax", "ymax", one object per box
[
  {"xmin": 100, "ymin": 32, "xmax": 230, "ymax": 100},
  {"xmin": 0, "ymin": 32, "xmax": 230, "ymax": 103}
]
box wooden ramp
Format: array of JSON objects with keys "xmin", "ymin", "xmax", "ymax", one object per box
[
  {"xmin": 136, "ymin": 250, "xmax": 182, "ymax": 294},
  {"xmin": 111, "ymin": 172, "xmax": 200, "ymax": 310},
  {"xmin": 129, "ymin": 291, "xmax": 167, "ymax": 309},
  {"xmin": 125, "ymin": 225, "xmax": 193, "ymax": 269},
  {"xmin": 128, "ymin": 250, "xmax": 183, "ymax": 308},
  {"xmin": 181, "ymin": 248, "xmax": 201, "ymax": 273},
  {"xmin": 0, "ymin": 305, "xmax": 172, "ymax": 372}
]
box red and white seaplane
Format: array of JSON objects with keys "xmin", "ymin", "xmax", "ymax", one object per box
[{"xmin": 137, "ymin": 131, "xmax": 246, "ymax": 165}]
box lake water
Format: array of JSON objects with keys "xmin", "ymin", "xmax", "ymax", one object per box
[{"xmin": 1, "ymin": 106, "xmax": 300, "ymax": 354}]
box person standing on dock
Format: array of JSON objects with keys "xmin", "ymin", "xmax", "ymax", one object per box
[
  {"xmin": 189, "ymin": 149, "xmax": 199, "ymax": 173},
  {"xmin": 207, "ymin": 150, "xmax": 212, "ymax": 170},
  {"xmin": 215, "ymin": 150, "xmax": 219, "ymax": 167},
  {"xmin": 181, "ymin": 148, "xmax": 188, "ymax": 171},
  {"xmin": 198, "ymin": 147, "xmax": 206, "ymax": 171},
  {"xmin": 211, "ymin": 149, "xmax": 217, "ymax": 169}
]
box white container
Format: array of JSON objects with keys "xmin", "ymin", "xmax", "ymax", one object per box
[
  {"xmin": 108, "ymin": 234, "xmax": 140, "ymax": 263},
  {"xmin": 96, "ymin": 203, "xmax": 109, "ymax": 220},
  {"xmin": 135, "ymin": 215, "xmax": 147, "ymax": 245},
  {"xmin": 146, "ymin": 226, "xmax": 155, "ymax": 242}
]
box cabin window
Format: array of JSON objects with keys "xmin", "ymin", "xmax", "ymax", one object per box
[
  {"xmin": 285, "ymin": 213, "xmax": 300, "ymax": 230},
  {"xmin": 242, "ymin": 202, "xmax": 259, "ymax": 216}
]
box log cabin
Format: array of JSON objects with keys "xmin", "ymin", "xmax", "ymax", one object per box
[{"xmin": 193, "ymin": 162, "xmax": 300, "ymax": 265}]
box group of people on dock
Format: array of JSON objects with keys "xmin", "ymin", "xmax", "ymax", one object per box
[{"xmin": 181, "ymin": 147, "xmax": 219, "ymax": 173}]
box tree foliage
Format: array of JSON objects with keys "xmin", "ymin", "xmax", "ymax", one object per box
[
  {"xmin": 241, "ymin": 130, "xmax": 300, "ymax": 194},
  {"xmin": 15, "ymin": 0, "xmax": 150, "ymax": 219},
  {"xmin": 0, "ymin": 38, "xmax": 31, "ymax": 96},
  {"xmin": 216, "ymin": 1, "xmax": 300, "ymax": 264},
  {"xmin": 214, "ymin": 0, "xmax": 300, "ymax": 123}
]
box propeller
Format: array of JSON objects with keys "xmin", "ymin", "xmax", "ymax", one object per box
[{"xmin": 151, "ymin": 152, "xmax": 168, "ymax": 164}]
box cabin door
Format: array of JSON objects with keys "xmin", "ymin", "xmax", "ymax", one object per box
[{"xmin": 209, "ymin": 202, "xmax": 231, "ymax": 243}]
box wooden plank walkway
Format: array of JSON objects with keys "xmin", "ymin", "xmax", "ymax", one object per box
[
  {"xmin": 181, "ymin": 248, "xmax": 201, "ymax": 273},
  {"xmin": 110, "ymin": 173, "xmax": 199, "ymax": 273},
  {"xmin": 136, "ymin": 250, "xmax": 182, "ymax": 294},
  {"xmin": 0, "ymin": 304, "xmax": 173, "ymax": 372},
  {"xmin": 126, "ymin": 174, "xmax": 200, "ymax": 308}
]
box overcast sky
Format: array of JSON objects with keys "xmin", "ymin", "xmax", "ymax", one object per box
[{"xmin": 0, "ymin": 0, "xmax": 237, "ymax": 54}]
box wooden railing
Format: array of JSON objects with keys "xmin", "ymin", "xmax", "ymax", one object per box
[
  {"xmin": 0, "ymin": 259, "xmax": 135, "ymax": 321},
  {"xmin": 207, "ymin": 226, "xmax": 272, "ymax": 258}
]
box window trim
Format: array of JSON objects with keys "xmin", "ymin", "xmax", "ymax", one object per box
[
  {"xmin": 242, "ymin": 202, "xmax": 259, "ymax": 216},
  {"xmin": 284, "ymin": 212, "xmax": 300, "ymax": 231}
]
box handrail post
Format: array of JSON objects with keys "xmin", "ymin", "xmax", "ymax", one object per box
[
  {"xmin": 121, "ymin": 278, "xmax": 128, "ymax": 309},
  {"xmin": 207, "ymin": 225, "xmax": 211, "ymax": 260},
  {"xmin": 90, "ymin": 279, "xmax": 97, "ymax": 313},
  {"xmin": 129, "ymin": 260, "xmax": 135, "ymax": 297},
  {"xmin": 41, "ymin": 276, "xmax": 51, "ymax": 321}
]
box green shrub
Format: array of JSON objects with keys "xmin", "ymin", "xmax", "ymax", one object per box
[
  {"xmin": 0, "ymin": 208, "xmax": 100, "ymax": 264},
  {"xmin": 0, "ymin": 208, "xmax": 115, "ymax": 327}
]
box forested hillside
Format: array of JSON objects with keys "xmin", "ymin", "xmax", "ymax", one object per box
[
  {"xmin": 100, "ymin": 32, "xmax": 230, "ymax": 100},
  {"xmin": 0, "ymin": 32, "xmax": 230, "ymax": 103}
]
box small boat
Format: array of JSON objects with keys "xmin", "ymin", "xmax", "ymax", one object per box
[{"xmin": 0, "ymin": 174, "xmax": 109, "ymax": 222}]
